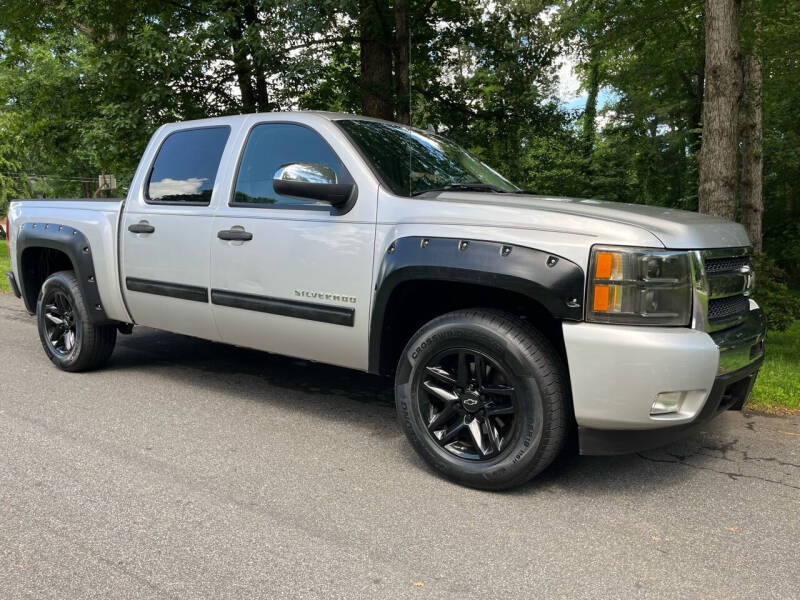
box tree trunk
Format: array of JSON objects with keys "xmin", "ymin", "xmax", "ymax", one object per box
[
  {"xmin": 698, "ymin": 0, "xmax": 741, "ymax": 220},
  {"xmin": 242, "ymin": 0, "xmax": 269, "ymax": 112},
  {"xmin": 224, "ymin": 2, "xmax": 256, "ymax": 112},
  {"xmin": 740, "ymin": 3, "xmax": 763, "ymax": 252},
  {"xmin": 581, "ymin": 59, "xmax": 599, "ymax": 153},
  {"xmin": 689, "ymin": 57, "xmax": 705, "ymax": 156},
  {"xmin": 394, "ymin": 0, "xmax": 410, "ymax": 125},
  {"xmin": 581, "ymin": 58, "xmax": 599, "ymax": 194},
  {"xmin": 740, "ymin": 56, "xmax": 763, "ymax": 252},
  {"xmin": 359, "ymin": 0, "xmax": 394, "ymax": 120}
]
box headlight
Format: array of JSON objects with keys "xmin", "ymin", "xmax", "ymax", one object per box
[{"xmin": 587, "ymin": 245, "xmax": 692, "ymax": 326}]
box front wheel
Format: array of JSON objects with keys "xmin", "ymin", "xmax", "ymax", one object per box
[
  {"xmin": 395, "ymin": 309, "xmax": 568, "ymax": 490},
  {"xmin": 36, "ymin": 270, "xmax": 117, "ymax": 372}
]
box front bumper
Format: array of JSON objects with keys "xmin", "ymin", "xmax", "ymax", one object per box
[
  {"xmin": 578, "ymin": 359, "xmax": 762, "ymax": 455},
  {"xmin": 563, "ymin": 304, "xmax": 765, "ymax": 455}
]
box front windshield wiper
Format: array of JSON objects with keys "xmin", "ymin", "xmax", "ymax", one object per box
[{"xmin": 411, "ymin": 183, "xmax": 513, "ymax": 196}]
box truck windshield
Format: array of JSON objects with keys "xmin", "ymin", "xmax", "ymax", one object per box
[{"xmin": 336, "ymin": 119, "xmax": 518, "ymax": 197}]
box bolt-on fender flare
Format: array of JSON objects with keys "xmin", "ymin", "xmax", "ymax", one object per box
[
  {"xmin": 16, "ymin": 222, "xmax": 112, "ymax": 324},
  {"xmin": 368, "ymin": 236, "xmax": 585, "ymax": 373}
]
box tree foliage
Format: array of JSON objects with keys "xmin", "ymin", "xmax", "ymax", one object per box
[
  {"xmin": 558, "ymin": 0, "xmax": 799, "ymax": 280},
  {"xmin": 0, "ymin": 0, "xmax": 797, "ymax": 290}
]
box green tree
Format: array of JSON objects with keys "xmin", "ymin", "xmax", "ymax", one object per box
[
  {"xmin": 409, "ymin": 1, "xmax": 570, "ymax": 189},
  {"xmin": 559, "ymin": 0, "xmax": 707, "ymax": 209}
]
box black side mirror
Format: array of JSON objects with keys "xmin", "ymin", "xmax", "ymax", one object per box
[{"xmin": 272, "ymin": 163, "xmax": 355, "ymax": 207}]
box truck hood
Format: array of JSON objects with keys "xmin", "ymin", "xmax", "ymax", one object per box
[{"xmin": 432, "ymin": 192, "xmax": 751, "ymax": 249}]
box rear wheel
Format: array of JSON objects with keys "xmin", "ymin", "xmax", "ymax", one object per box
[
  {"xmin": 36, "ymin": 271, "xmax": 117, "ymax": 372},
  {"xmin": 395, "ymin": 309, "xmax": 568, "ymax": 490}
]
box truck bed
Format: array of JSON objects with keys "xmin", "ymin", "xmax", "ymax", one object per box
[{"xmin": 7, "ymin": 196, "xmax": 129, "ymax": 323}]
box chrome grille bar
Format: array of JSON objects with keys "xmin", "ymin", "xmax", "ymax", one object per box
[{"xmin": 691, "ymin": 247, "xmax": 754, "ymax": 332}]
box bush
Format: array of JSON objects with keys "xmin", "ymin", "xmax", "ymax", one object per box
[
  {"xmin": 764, "ymin": 221, "xmax": 800, "ymax": 285},
  {"xmin": 752, "ymin": 255, "xmax": 800, "ymax": 332}
]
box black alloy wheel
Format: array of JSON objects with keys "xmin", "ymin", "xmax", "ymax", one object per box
[
  {"xmin": 420, "ymin": 349, "xmax": 518, "ymax": 460},
  {"xmin": 395, "ymin": 309, "xmax": 568, "ymax": 490},
  {"xmin": 36, "ymin": 270, "xmax": 117, "ymax": 372},
  {"xmin": 42, "ymin": 289, "xmax": 80, "ymax": 358}
]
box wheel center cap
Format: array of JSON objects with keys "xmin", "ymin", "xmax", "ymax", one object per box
[{"xmin": 461, "ymin": 390, "xmax": 483, "ymax": 413}]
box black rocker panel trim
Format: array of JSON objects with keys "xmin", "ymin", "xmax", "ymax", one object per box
[
  {"xmin": 125, "ymin": 278, "xmax": 209, "ymax": 303},
  {"xmin": 16, "ymin": 222, "xmax": 112, "ymax": 323},
  {"xmin": 211, "ymin": 289, "xmax": 355, "ymax": 327},
  {"xmin": 368, "ymin": 236, "xmax": 585, "ymax": 373}
]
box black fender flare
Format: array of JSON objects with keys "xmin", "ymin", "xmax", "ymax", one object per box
[
  {"xmin": 368, "ymin": 236, "xmax": 585, "ymax": 373},
  {"xmin": 16, "ymin": 222, "xmax": 112, "ymax": 323}
]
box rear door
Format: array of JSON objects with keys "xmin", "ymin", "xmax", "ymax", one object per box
[
  {"xmin": 120, "ymin": 125, "xmax": 232, "ymax": 340},
  {"xmin": 209, "ymin": 117, "xmax": 378, "ymax": 370}
]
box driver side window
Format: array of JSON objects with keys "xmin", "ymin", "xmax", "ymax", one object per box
[{"xmin": 232, "ymin": 123, "xmax": 347, "ymax": 208}]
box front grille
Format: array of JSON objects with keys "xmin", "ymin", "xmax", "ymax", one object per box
[
  {"xmin": 708, "ymin": 294, "xmax": 749, "ymax": 322},
  {"xmin": 701, "ymin": 248, "xmax": 752, "ymax": 331},
  {"xmin": 704, "ymin": 255, "xmax": 750, "ymax": 274}
]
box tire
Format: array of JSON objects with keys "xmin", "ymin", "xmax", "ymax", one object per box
[
  {"xmin": 36, "ymin": 270, "xmax": 117, "ymax": 372},
  {"xmin": 395, "ymin": 309, "xmax": 568, "ymax": 490}
]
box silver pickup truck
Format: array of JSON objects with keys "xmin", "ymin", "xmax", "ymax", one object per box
[{"xmin": 4, "ymin": 112, "xmax": 766, "ymax": 489}]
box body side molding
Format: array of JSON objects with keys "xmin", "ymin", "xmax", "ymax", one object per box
[
  {"xmin": 125, "ymin": 278, "xmax": 209, "ymax": 303},
  {"xmin": 211, "ymin": 289, "xmax": 355, "ymax": 326},
  {"xmin": 368, "ymin": 236, "xmax": 585, "ymax": 373},
  {"xmin": 16, "ymin": 222, "xmax": 112, "ymax": 323}
]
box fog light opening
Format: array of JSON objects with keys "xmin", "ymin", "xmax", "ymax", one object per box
[{"xmin": 651, "ymin": 391, "xmax": 686, "ymax": 415}]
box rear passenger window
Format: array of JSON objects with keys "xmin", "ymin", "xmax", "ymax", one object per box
[
  {"xmin": 232, "ymin": 123, "xmax": 346, "ymax": 208},
  {"xmin": 147, "ymin": 127, "xmax": 230, "ymax": 204}
]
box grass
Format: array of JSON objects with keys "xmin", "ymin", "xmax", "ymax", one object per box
[
  {"xmin": 0, "ymin": 237, "xmax": 796, "ymax": 411},
  {"xmin": 0, "ymin": 240, "xmax": 10, "ymax": 293},
  {"xmin": 748, "ymin": 321, "xmax": 800, "ymax": 414}
]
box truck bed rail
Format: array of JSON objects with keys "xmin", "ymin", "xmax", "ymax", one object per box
[{"xmin": 11, "ymin": 197, "xmax": 124, "ymax": 202}]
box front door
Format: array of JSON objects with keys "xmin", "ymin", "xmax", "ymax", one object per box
[{"xmin": 209, "ymin": 120, "xmax": 377, "ymax": 370}]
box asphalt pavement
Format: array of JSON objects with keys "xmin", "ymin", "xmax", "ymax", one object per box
[{"xmin": 1, "ymin": 292, "xmax": 798, "ymax": 599}]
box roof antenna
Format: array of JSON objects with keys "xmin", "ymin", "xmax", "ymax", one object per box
[{"xmin": 426, "ymin": 123, "xmax": 436, "ymax": 133}]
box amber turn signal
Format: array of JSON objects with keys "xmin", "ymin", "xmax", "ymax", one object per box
[
  {"xmin": 587, "ymin": 245, "xmax": 692, "ymax": 326},
  {"xmin": 594, "ymin": 251, "xmax": 621, "ymax": 280},
  {"xmin": 592, "ymin": 284, "xmax": 610, "ymax": 311}
]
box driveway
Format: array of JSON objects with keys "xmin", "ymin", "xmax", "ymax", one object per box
[{"xmin": 0, "ymin": 293, "xmax": 798, "ymax": 599}]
